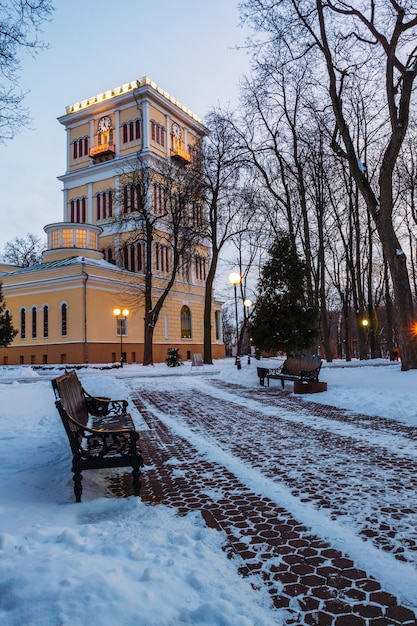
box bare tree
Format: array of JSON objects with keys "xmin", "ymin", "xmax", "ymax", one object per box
[
  {"xmin": 1, "ymin": 232, "xmax": 44, "ymax": 266},
  {"xmin": 112, "ymin": 154, "xmax": 205, "ymax": 366},
  {"xmin": 240, "ymin": 0, "xmax": 417, "ymax": 369},
  {"xmin": 0, "ymin": 0, "xmax": 53, "ymax": 143},
  {"xmin": 202, "ymin": 109, "xmax": 259, "ymax": 364}
]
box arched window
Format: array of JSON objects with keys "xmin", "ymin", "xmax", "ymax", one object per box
[
  {"xmin": 31, "ymin": 306, "xmax": 37, "ymax": 339},
  {"xmin": 43, "ymin": 306, "xmax": 49, "ymax": 338},
  {"xmin": 20, "ymin": 309, "xmax": 26, "ymax": 339},
  {"xmin": 61, "ymin": 303, "xmax": 67, "ymax": 337},
  {"xmin": 181, "ymin": 305, "xmax": 192, "ymax": 339}
]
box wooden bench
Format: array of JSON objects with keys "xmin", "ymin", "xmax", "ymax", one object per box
[
  {"xmin": 257, "ymin": 355, "xmax": 324, "ymax": 391},
  {"xmin": 52, "ymin": 370, "xmax": 144, "ymax": 502}
]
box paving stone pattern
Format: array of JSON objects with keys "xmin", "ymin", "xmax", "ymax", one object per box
[{"xmin": 117, "ymin": 378, "xmax": 417, "ymax": 625}]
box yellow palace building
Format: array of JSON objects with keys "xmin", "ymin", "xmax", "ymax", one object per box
[{"xmin": 0, "ymin": 77, "xmax": 224, "ymax": 366}]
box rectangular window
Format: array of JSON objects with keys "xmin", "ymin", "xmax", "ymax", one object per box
[
  {"xmin": 76, "ymin": 229, "xmax": 87, "ymax": 248},
  {"xmin": 62, "ymin": 229, "xmax": 73, "ymax": 247},
  {"xmin": 117, "ymin": 318, "xmax": 127, "ymax": 336},
  {"xmin": 51, "ymin": 230, "xmax": 60, "ymax": 248},
  {"xmin": 215, "ymin": 310, "xmax": 222, "ymax": 341}
]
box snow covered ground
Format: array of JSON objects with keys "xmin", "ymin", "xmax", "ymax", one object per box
[{"xmin": 0, "ymin": 357, "xmax": 416, "ymax": 625}]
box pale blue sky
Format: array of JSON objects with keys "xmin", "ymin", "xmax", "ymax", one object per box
[{"xmin": 0, "ymin": 0, "xmax": 250, "ymax": 252}]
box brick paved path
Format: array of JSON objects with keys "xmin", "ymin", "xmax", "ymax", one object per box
[{"xmin": 119, "ymin": 376, "xmax": 417, "ymax": 625}]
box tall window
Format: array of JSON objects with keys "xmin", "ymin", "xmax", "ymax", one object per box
[
  {"xmin": 73, "ymin": 137, "xmax": 89, "ymax": 159},
  {"xmin": 122, "ymin": 185, "xmax": 143, "ymax": 214},
  {"xmin": 70, "ymin": 198, "xmax": 87, "ymax": 223},
  {"xmin": 61, "ymin": 303, "xmax": 67, "ymax": 337},
  {"xmin": 155, "ymin": 243, "xmax": 170, "ymax": 273},
  {"xmin": 215, "ymin": 310, "xmax": 222, "ymax": 341},
  {"xmin": 20, "ymin": 309, "xmax": 26, "ymax": 339},
  {"xmin": 43, "ymin": 306, "xmax": 49, "ymax": 338},
  {"xmin": 152, "ymin": 183, "xmax": 166, "ymax": 215},
  {"xmin": 150, "ymin": 120, "xmax": 165, "ymax": 147},
  {"xmin": 31, "ymin": 306, "xmax": 37, "ymax": 339},
  {"xmin": 96, "ymin": 191, "xmax": 113, "ymax": 220},
  {"xmin": 188, "ymin": 144, "xmax": 201, "ymax": 166},
  {"xmin": 123, "ymin": 243, "xmax": 143, "ymax": 272},
  {"xmin": 181, "ymin": 305, "xmax": 192, "ymax": 339},
  {"xmin": 122, "ymin": 119, "xmax": 141, "ymax": 144},
  {"xmin": 102, "ymin": 247, "xmax": 113, "ymax": 263},
  {"xmin": 195, "ymin": 255, "xmax": 206, "ymax": 281},
  {"xmin": 179, "ymin": 252, "xmax": 191, "ymax": 282}
]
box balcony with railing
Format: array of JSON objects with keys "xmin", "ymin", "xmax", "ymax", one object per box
[
  {"xmin": 171, "ymin": 142, "xmax": 192, "ymax": 165},
  {"xmin": 89, "ymin": 136, "xmax": 116, "ymax": 163}
]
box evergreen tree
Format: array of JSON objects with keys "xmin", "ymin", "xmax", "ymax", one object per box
[
  {"xmin": 250, "ymin": 232, "xmax": 318, "ymax": 355},
  {"xmin": 0, "ymin": 283, "xmax": 18, "ymax": 348}
]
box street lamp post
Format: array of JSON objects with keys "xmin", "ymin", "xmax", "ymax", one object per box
[
  {"xmin": 229, "ymin": 272, "xmax": 241, "ymax": 369},
  {"xmin": 113, "ymin": 308, "xmax": 129, "ymax": 367},
  {"xmin": 244, "ymin": 298, "xmax": 253, "ymax": 363}
]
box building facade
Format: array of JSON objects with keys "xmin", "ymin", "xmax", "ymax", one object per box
[{"xmin": 0, "ymin": 77, "xmax": 224, "ymax": 365}]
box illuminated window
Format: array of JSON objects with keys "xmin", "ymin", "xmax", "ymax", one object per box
[
  {"xmin": 62, "ymin": 229, "xmax": 73, "ymax": 247},
  {"xmin": 51, "ymin": 230, "xmax": 60, "ymax": 249},
  {"xmin": 75, "ymin": 229, "xmax": 87, "ymax": 248},
  {"xmin": 89, "ymin": 231, "xmax": 98, "ymax": 249}
]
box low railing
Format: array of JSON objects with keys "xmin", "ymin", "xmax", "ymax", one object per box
[
  {"xmin": 170, "ymin": 145, "xmax": 192, "ymax": 163},
  {"xmin": 89, "ymin": 142, "xmax": 116, "ymax": 158}
]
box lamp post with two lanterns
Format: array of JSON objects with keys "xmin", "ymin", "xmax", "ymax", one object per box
[{"xmin": 113, "ymin": 307, "xmax": 129, "ymax": 367}]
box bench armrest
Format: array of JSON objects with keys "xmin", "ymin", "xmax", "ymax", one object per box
[
  {"xmin": 63, "ymin": 410, "xmax": 140, "ymax": 459},
  {"xmin": 84, "ymin": 390, "xmax": 128, "ymax": 417}
]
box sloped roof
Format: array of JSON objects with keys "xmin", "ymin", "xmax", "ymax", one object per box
[{"xmin": 0, "ymin": 256, "xmax": 124, "ymax": 277}]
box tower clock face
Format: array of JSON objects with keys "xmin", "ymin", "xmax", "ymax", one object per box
[
  {"xmin": 98, "ymin": 116, "xmax": 112, "ymax": 133},
  {"xmin": 172, "ymin": 122, "xmax": 182, "ymax": 139}
]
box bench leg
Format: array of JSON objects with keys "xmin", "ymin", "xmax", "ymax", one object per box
[
  {"xmin": 132, "ymin": 465, "xmax": 141, "ymax": 497},
  {"xmin": 281, "ymin": 380, "xmax": 285, "ymax": 389},
  {"xmin": 72, "ymin": 466, "xmax": 83, "ymax": 503}
]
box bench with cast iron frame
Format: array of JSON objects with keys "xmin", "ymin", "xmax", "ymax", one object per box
[
  {"xmin": 257, "ymin": 355, "xmax": 324, "ymax": 392},
  {"xmin": 52, "ymin": 370, "xmax": 143, "ymax": 502}
]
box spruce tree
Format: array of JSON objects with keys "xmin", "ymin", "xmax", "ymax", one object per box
[
  {"xmin": 250, "ymin": 232, "xmax": 318, "ymax": 355},
  {"xmin": 0, "ymin": 283, "xmax": 18, "ymax": 348}
]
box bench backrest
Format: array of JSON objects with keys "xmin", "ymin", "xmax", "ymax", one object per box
[
  {"xmin": 52, "ymin": 370, "xmax": 89, "ymax": 431},
  {"xmin": 282, "ymin": 355, "xmax": 322, "ymax": 376}
]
